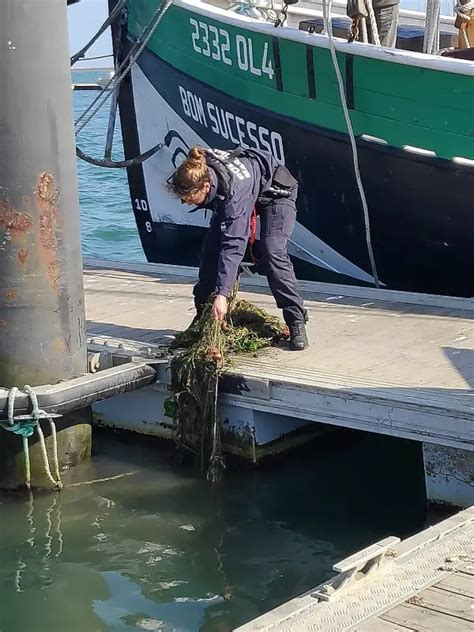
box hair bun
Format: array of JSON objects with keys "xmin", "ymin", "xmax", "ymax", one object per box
[
  {"xmin": 166, "ymin": 146, "xmax": 209, "ymax": 197},
  {"xmin": 187, "ymin": 146, "xmax": 206, "ymax": 168}
]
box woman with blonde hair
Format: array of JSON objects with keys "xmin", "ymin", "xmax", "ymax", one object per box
[{"xmin": 167, "ymin": 146, "xmax": 308, "ymax": 351}]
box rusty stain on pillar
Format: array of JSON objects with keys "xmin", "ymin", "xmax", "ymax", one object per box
[{"xmin": 0, "ymin": 0, "xmax": 90, "ymax": 488}]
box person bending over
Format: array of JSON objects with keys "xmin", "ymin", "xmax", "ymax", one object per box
[{"xmin": 167, "ymin": 146, "xmax": 308, "ymax": 351}]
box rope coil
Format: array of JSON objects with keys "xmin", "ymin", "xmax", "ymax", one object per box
[
  {"xmin": 455, "ymin": 0, "xmax": 474, "ymax": 47},
  {"xmin": 454, "ymin": 0, "xmax": 474, "ymax": 22}
]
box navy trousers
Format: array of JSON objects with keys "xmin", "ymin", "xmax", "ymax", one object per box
[{"xmin": 194, "ymin": 190, "xmax": 306, "ymax": 325}]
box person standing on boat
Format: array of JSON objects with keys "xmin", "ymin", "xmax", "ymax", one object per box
[
  {"xmin": 347, "ymin": 0, "xmax": 399, "ymax": 47},
  {"xmin": 166, "ymin": 146, "xmax": 309, "ymax": 351}
]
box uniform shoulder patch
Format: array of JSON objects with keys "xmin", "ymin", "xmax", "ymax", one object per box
[{"xmin": 209, "ymin": 149, "xmax": 251, "ymax": 181}]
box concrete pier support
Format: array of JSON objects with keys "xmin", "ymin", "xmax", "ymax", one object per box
[
  {"xmin": 0, "ymin": 411, "xmax": 92, "ymax": 490},
  {"xmin": 423, "ymin": 443, "xmax": 474, "ymax": 508},
  {"xmin": 0, "ymin": 1, "xmax": 91, "ymax": 488}
]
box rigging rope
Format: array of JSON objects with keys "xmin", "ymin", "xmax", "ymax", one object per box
[
  {"xmin": 76, "ymin": 142, "xmax": 164, "ymax": 169},
  {"xmin": 75, "ymin": 0, "xmax": 174, "ymax": 136},
  {"xmin": 74, "ymin": 0, "xmax": 173, "ymax": 168},
  {"xmin": 360, "ymin": 16, "xmax": 368, "ymax": 42},
  {"xmin": 365, "ymin": 0, "xmax": 381, "ymax": 45},
  {"xmin": 70, "ymin": 0, "xmax": 127, "ymax": 66},
  {"xmin": 423, "ymin": 0, "xmax": 441, "ymax": 54},
  {"xmin": 322, "ymin": 0, "xmax": 381, "ymax": 287},
  {"xmin": 321, "ymin": 0, "xmax": 332, "ymax": 34}
]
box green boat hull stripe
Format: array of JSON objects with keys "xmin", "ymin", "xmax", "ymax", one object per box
[{"xmin": 127, "ymin": 1, "xmax": 474, "ymax": 160}]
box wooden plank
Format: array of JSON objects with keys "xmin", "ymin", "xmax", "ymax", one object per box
[
  {"xmin": 83, "ymin": 259, "xmax": 474, "ymax": 312},
  {"xmin": 382, "ymin": 602, "xmax": 474, "ymax": 631},
  {"xmin": 436, "ymin": 571, "xmax": 474, "ymax": 598},
  {"xmin": 358, "ymin": 617, "xmax": 414, "ymax": 631},
  {"xmin": 416, "ymin": 585, "xmax": 474, "ymax": 622}
]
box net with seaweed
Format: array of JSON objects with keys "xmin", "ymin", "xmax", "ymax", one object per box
[{"xmin": 165, "ymin": 287, "xmax": 287, "ymax": 483}]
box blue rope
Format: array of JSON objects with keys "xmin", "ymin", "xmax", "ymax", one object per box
[
  {"xmin": 1, "ymin": 420, "xmax": 36, "ymax": 438},
  {"xmin": 1, "ymin": 386, "xmax": 37, "ymax": 488},
  {"xmin": 1, "ymin": 386, "xmax": 37, "ymax": 437}
]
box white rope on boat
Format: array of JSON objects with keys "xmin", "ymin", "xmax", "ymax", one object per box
[
  {"xmin": 423, "ymin": 0, "xmax": 441, "ymax": 54},
  {"xmin": 462, "ymin": 27, "xmax": 471, "ymax": 46},
  {"xmin": 360, "ymin": 16, "xmax": 368, "ymax": 42},
  {"xmin": 365, "ymin": 0, "xmax": 381, "ymax": 46},
  {"xmin": 321, "ymin": 0, "xmax": 332, "ymax": 34},
  {"xmin": 321, "ymin": 0, "xmax": 381, "ymax": 287}
]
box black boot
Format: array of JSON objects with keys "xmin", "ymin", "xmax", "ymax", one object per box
[{"xmin": 288, "ymin": 320, "xmax": 309, "ymax": 351}]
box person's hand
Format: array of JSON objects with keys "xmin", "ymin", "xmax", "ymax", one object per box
[{"xmin": 213, "ymin": 294, "xmax": 228, "ymax": 321}]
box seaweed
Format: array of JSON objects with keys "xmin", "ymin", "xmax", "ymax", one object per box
[{"xmin": 165, "ymin": 287, "xmax": 287, "ymax": 483}]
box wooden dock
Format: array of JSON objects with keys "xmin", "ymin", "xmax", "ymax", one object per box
[
  {"xmin": 84, "ymin": 258, "xmax": 474, "ymax": 506},
  {"xmin": 236, "ymin": 507, "xmax": 474, "ymax": 631}
]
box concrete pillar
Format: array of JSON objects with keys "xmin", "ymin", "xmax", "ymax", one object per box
[{"xmin": 423, "ymin": 443, "xmax": 474, "ymax": 508}]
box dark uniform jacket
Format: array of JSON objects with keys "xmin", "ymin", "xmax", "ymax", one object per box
[{"xmin": 202, "ymin": 148, "xmax": 283, "ymax": 298}]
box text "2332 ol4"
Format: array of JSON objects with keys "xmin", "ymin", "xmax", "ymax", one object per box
[{"xmin": 189, "ymin": 18, "xmax": 274, "ymax": 79}]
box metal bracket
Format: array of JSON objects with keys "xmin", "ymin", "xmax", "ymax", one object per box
[
  {"xmin": 12, "ymin": 412, "xmax": 62, "ymax": 421},
  {"xmin": 312, "ymin": 535, "xmax": 400, "ymax": 601}
]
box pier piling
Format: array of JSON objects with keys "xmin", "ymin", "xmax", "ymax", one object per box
[{"xmin": 0, "ymin": 0, "xmax": 91, "ymax": 488}]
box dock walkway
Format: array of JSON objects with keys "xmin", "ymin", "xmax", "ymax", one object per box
[
  {"xmin": 236, "ymin": 507, "xmax": 474, "ymax": 632},
  {"xmin": 84, "ymin": 259, "xmax": 474, "ymax": 505}
]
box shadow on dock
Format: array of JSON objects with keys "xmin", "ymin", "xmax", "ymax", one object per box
[
  {"xmin": 444, "ymin": 347, "xmax": 474, "ymax": 388},
  {"xmin": 87, "ymin": 320, "xmax": 178, "ymax": 343}
]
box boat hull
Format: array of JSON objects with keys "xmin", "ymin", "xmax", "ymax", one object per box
[{"xmin": 115, "ymin": 1, "xmax": 474, "ymax": 297}]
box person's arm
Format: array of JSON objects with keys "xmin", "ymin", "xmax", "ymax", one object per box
[{"xmin": 212, "ymin": 192, "xmax": 254, "ymax": 320}]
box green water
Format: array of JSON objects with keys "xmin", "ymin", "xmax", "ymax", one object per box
[{"xmin": 0, "ymin": 429, "xmax": 429, "ymax": 632}]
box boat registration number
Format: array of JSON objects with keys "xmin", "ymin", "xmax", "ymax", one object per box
[{"xmin": 189, "ymin": 17, "xmax": 274, "ymax": 80}]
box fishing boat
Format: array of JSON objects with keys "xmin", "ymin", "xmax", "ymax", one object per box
[{"xmin": 106, "ymin": 0, "xmax": 474, "ymax": 297}]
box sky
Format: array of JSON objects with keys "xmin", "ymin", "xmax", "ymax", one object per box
[{"xmin": 68, "ymin": 0, "xmax": 113, "ymax": 68}]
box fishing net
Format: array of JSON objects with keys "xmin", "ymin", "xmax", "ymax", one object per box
[{"xmin": 164, "ymin": 286, "xmax": 287, "ymax": 483}]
